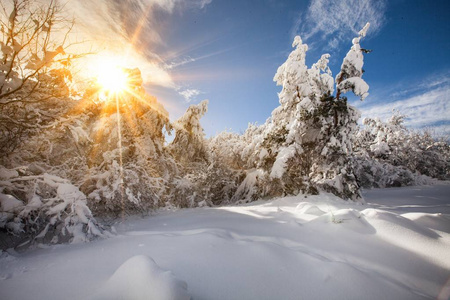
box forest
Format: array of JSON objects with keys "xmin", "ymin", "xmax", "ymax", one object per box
[{"xmin": 0, "ymin": 0, "xmax": 448, "ymax": 250}]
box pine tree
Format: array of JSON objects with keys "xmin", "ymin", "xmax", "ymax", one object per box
[{"xmin": 222, "ymin": 23, "xmax": 372, "ymax": 201}]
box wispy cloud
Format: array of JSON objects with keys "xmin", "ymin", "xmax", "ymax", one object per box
[
  {"xmin": 355, "ymin": 73, "xmax": 450, "ymax": 136},
  {"xmin": 292, "ymin": 0, "xmax": 387, "ymax": 50},
  {"xmin": 197, "ymin": 0, "xmax": 212, "ymax": 9},
  {"xmin": 179, "ymin": 89, "xmax": 202, "ymax": 103},
  {"xmin": 64, "ymin": 0, "xmax": 212, "ymax": 88},
  {"xmin": 389, "ymin": 75, "xmax": 450, "ymax": 100},
  {"xmin": 359, "ymin": 87, "xmax": 449, "ymax": 127},
  {"xmin": 165, "ymin": 57, "xmax": 197, "ymax": 70}
]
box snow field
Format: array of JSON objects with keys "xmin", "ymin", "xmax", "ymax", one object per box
[{"xmin": 0, "ymin": 184, "xmax": 449, "ymax": 300}]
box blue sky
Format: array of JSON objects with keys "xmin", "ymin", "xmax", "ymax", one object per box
[{"xmin": 71, "ymin": 0, "xmax": 450, "ymax": 137}]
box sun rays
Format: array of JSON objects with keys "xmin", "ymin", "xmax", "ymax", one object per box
[
  {"xmin": 85, "ymin": 55, "xmax": 161, "ymax": 221},
  {"xmin": 95, "ymin": 63, "xmax": 129, "ymax": 95}
]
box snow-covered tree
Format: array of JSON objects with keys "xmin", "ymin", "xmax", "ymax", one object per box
[
  {"xmin": 36, "ymin": 69, "xmax": 175, "ymax": 215},
  {"xmin": 166, "ymin": 100, "xmax": 230, "ymax": 207},
  {"xmin": 0, "ymin": 67, "xmax": 176, "ymax": 248},
  {"xmin": 168, "ymin": 100, "xmax": 209, "ymax": 165},
  {"xmin": 354, "ymin": 112, "xmax": 450, "ymax": 187},
  {"xmin": 217, "ymin": 24, "xmax": 372, "ymax": 201},
  {"xmin": 0, "ymin": 0, "xmax": 79, "ymax": 156}
]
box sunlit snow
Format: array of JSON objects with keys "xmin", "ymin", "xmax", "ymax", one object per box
[{"xmin": 1, "ymin": 185, "xmax": 449, "ymax": 300}]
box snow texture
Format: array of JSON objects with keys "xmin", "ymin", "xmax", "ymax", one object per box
[
  {"xmin": 270, "ymin": 145, "xmax": 297, "ymax": 178},
  {"xmin": 1, "ymin": 185, "xmax": 449, "ymax": 300},
  {"xmin": 0, "ymin": 172, "xmax": 107, "ymax": 241},
  {"xmin": 338, "ymin": 77, "xmax": 369, "ymax": 100},
  {"xmin": 89, "ymin": 255, "xmax": 190, "ymax": 300},
  {"xmin": 0, "ymin": 193, "xmax": 23, "ymax": 227}
]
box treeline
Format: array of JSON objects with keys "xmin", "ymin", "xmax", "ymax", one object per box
[{"xmin": 0, "ymin": 1, "xmax": 448, "ymax": 249}]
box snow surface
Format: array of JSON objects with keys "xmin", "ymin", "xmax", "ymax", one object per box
[
  {"xmin": 88, "ymin": 255, "xmax": 190, "ymax": 300},
  {"xmin": 1, "ymin": 185, "xmax": 450, "ymax": 300}
]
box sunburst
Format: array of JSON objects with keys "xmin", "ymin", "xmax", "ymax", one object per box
[{"xmin": 93, "ymin": 57, "xmax": 130, "ymax": 101}]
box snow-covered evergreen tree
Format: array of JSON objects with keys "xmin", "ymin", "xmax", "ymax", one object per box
[{"xmin": 216, "ymin": 23, "xmax": 372, "ymax": 201}]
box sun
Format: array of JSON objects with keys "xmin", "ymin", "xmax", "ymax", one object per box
[{"xmin": 94, "ymin": 57, "xmax": 129, "ymax": 95}]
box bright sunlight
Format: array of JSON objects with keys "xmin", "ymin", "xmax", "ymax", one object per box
[{"xmin": 94, "ymin": 58, "xmax": 129, "ymax": 95}]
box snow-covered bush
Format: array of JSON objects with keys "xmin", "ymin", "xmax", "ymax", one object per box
[
  {"xmin": 0, "ymin": 167, "xmax": 107, "ymax": 249},
  {"xmin": 353, "ymin": 156, "xmax": 437, "ymax": 188},
  {"xmin": 354, "ymin": 113, "xmax": 449, "ymax": 188}
]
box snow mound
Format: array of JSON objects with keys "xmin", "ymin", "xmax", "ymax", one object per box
[
  {"xmin": 362, "ymin": 209, "xmax": 439, "ymax": 238},
  {"xmin": 307, "ymin": 208, "xmax": 376, "ymax": 234},
  {"xmin": 295, "ymin": 202, "xmax": 326, "ymax": 216},
  {"xmin": 362, "ymin": 208, "xmax": 450, "ymax": 269},
  {"xmin": 90, "ymin": 255, "xmax": 191, "ymax": 300},
  {"xmin": 402, "ymin": 213, "xmax": 450, "ymax": 234}
]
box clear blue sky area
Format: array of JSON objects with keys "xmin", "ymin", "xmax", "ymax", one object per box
[{"xmin": 146, "ymin": 0, "xmax": 450, "ymax": 137}]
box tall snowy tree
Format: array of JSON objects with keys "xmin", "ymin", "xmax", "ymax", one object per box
[
  {"xmin": 220, "ymin": 23, "xmax": 372, "ymax": 201},
  {"xmin": 168, "ymin": 100, "xmax": 209, "ymax": 165}
]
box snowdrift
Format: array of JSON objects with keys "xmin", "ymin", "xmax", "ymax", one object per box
[
  {"xmin": 89, "ymin": 255, "xmax": 190, "ymax": 300},
  {"xmin": 1, "ymin": 185, "xmax": 449, "ymax": 300}
]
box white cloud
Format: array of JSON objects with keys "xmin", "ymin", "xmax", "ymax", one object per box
[
  {"xmin": 293, "ymin": 0, "xmax": 387, "ymax": 49},
  {"xmin": 357, "ymin": 83, "xmax": 450, "ymax": 136},
  {"xmin": 390, "ymin": 75, "xmax": 450, "ymax": 99},
  {"xmin": 179, "ymin": 89, "xmax": 201, "ymax": 103},
  {"xmin": 197, "ymin": 0, "xmax": 212, "ymax": 9},
  {"xmin": 179, "ymin": 0, "xmax": 212, "ymax": 9},
  {"xmin": 165, "ymin": 57, "xmax": 196, "ymax": 70}
]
